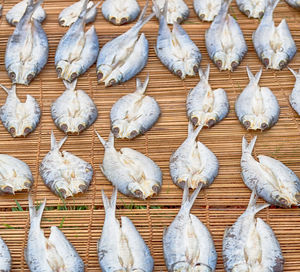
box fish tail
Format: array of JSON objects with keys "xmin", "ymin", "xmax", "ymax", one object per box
[
  {"xmin": 187, "ymin": 121, "xmax": 203, "ymax": 141},
  {"xmin": 152, "ymin": 0, "xmax": 167, "ymax": 19},
  {"xmin": 247, "ymin": 190, "xmax": 270, "ymax": 214},
  {"xmin": 95, "ymin": 131, "xmax": 107, "ymax": 147},
  {"xmin": 0, "ymin": 83, "xmax": 15, "ymax": 95},
  {"xmin": 288, "ymin": 66, "xmax": 300, "ymax": 78},
  {"xmin": 242, "ymin": 136, "xmax": 257, "ymax": 154},
  {"xmin": 246, "ymin": 66, "xmax": 262, "ymax": 85},
  {"xmin": 199, "ymin": 64, "xmax": 210, "ymax": 81},
  {"xmin": 78, "ymin": 0, "xmax": 89, "ymax": 21},
  {"xmin": 25, "ymin": 0, "xmax": 44, "ymax": 21},
  {"xmin": 28, "ymin": 194, "xmax": 46, "ymax": 226},
  {"xmin": 181, "ymin": 182, "xmax": 202, "ymax": 211},
  {"xmin": 134, "ymin": 0, "xmax": 155, "ymax": 32},
  {"xmin": 102, "ymin": 188, "xmax": 117, "ymax": 216},
  {"xmin": 63, "ymin": 79, "xmax": 77, "ymax": 91},
  {"xmin": 136, "ymin": 74, "xmax": 149, "ymax": 94},
  {"xmin": 219, "ymin": 0, "xmax": 232, "ymax": 17},
  {"xmin": 265, "ymin": 0, "xmax": 280, "ymax": 17},
  {"xmin": 51, "ymin": 130, "xmax": 67, "ymax": 151}
]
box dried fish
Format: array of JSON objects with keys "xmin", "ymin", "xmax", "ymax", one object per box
[
  {"xmin": 6, "ymin": 0, "xmax": 46, "ymax": 26},
  {"xmin": 40, "ymin": 131, "xmax": 93, "ymax": 198},
  {"xmin": 253, "ymin": 0, "xmax": 296, "ymax": 70},
  {"xmin": 59, "ymin": 0, "xmax": 99, "ymax": 26},
  {"xmin": 98, "ymin": 189, "xmax": 154, "ymax": 272},
  {"xmin": 0, "ymin": 154, "xmax": 33, "ymax": 194},
  {"xmin": 236, "ymin": 0, "xmax": 267, "ymax": 18},
  {"xmin": 194, "ymin": 0, "xmax": 222, "ymax": 22},
  {"xmin": 286, "ymin": 0, "xmax": 300, "ymax": 9},
  {"xmin": 26, "ymin": 195, "xmax": 85, "ymax": 271},
  {"xmin": 153, "ymin": 0, "xmax": 201, "ymax": 79},
  {"xmin": 51, "ymin": 80, "xmax": 98, "ymax": 134},
  {"xmin": 223, "ymin": 191, "xmax": 284, "ymax": 271},
  {"xmin": 206, "ymin": 0, "xmax": 247, "ymax": 71},
  {"xmin": 241, "ymin": 136, "xmax": 300, "ymax": 208},
  {"xmin": 110, "ymin": 75, "xmax": 160, "ymax": 139},
  {"xmin": 0, "ymin": 84, "xmax": 41, "ymax": 137},
  {"xmin": 169, "ymin": 122, "xmax": 219, "ymax": 190},
  {"xmin": 96, "ymin": 131, "xmax": 162, "ymax": 199},
  {"xmin": 0, "ymin": 237, "xmax": 11, "ymax": 272},
  {"xmin": 164, "ymin": 183, "xmax": 217, "ymax": 272},
  {"xmin": 102, "ymin": 0, "xmax": 140, "ymax": 25},
  {"xmin": 96, "ymin": 2, "xmax": 154, "ymax": 87},
  {"xmin": 289, "ymin": 67, "xmax": 300, "ymax": 115},
  {"xmin": 5, "ymin": 0, "xmax": 48, "ymax": 85},
  {"xmin": 235, "ymin": 67, "xmax": 280, "ymax": 131},
  {"xmin": 186, "ymin": 64, "xmax": 229, "ymax": 127},
  {"xmin": 55, "ymin": 0, "xmax": 99, "ymax": 82}
]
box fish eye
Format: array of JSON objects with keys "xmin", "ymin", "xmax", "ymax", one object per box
[
  {"xmin": 215, "ymin": 60, "xmax": 223, "ymax": 69},
  {"xmin": 243, "ymin": 120, "xmax": 251, "ymax": 129},
  {"xmin": 193, "ymin": 65, "xmax": 199, "ymax": 74},
  {"xmin": 279, "ymin": 60, "xmax": 286, "ymax": 70},
  {"xmin": 9, "ymin": 72, "xmax": 16, "ymax": 80},
  {"xmin": 231, "ymin": 61, "xmax": 239, "ymax": 71},
  {"xmin": 60, "ymin": 123, "xmax": 68, "ymax": 132},
  {"xmin": 112, "ymin": 126, "xmax": 119, "ymax": 136},
  {"xmin": 59, "ymin": 19, "xmax": 65, "ymax": 25},
  {"xmin": 9, "ymin": 127, "xmax": 16, "ymax": 135},
  {"xmin": 120, "ymin": 17, "xmax": 128, "ymax": 24},
  {"xmin": 191, "ymin": 116, "xmax": 199, "ymax": 126},
  {"xmin": 110, "ymin": 17, "xmax": 116, "ymax": 24},
  {"xmin": 108, "ymin": 79, "xmax": 116, "ymax": 86},
  {"xmin": 259, "ymin": 11, "xmax": 264, "ymax": 18},
  {"xmin": 23, "ymin": 127, "xmax": 31, "ymax": 135},
  {"xmin": 176, "ymin": 17, "xmax": 182, "ymax": 23},
  {"xmin": 27, "ymin": 74, "xmax": 34, "ymax": 83},
  {"xmin": 199, "ymin": 14, "xmax": 205, "ymax": 20},
  {"xmin": 78, "ymin": 124, "xmax": 85, "ymax": 132},
  {"xmin": 57, "ymin": 68, "xmax": 62, "ymax": 76},
  {"xmin": 261, "ymin": 122, "xmax": 268, "ymax": 130},
  {"xmin": 70, "ymin": 72, "xmax": 77, "ymax": 81},
  {"xmin": 176, "ymin": 70, "xmax": 182, "ymax": 78},
  {"xmin": 134, "ymin": 189, "xmax": 143, "ymax": 199},
  {"xmin": 262, "ymin": 58, "xmax": 269, "ymax": 66},
  {"xmin": 130, "ymin": 130, "xmax": 138, "ymax": 139},
  {"xmin": 97, "ymin": 72, "xmax": 103, "ymax": 80},
  {"xmin": 244, "ymin": 10, "xmax": 250, "ymax": 17}
]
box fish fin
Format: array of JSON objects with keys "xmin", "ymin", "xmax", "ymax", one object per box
[
  {"xmin": 242, "ymin": 135, "xmax": 257, "ymax": 154},
  {"xmin": 182, "ymin": 183, "xmax": 202, "ymax": 212},
  {"xmin": 78, "ymin": 0, "xmax": 89, "ymax": 20},
  {"xmin": 136, "ymin": 74, "xmax": 149, "ymax": 95},
  {"xmin": 28, "ymin": 194, "xmax": 46, "ymax": 225},
  {"xmin": 204, "ymin": 64, "xmax": 210, "ymax": 81},
  {"xmin": 138, "ymin": 0, "xmax": 149, "ymax": 21},
  {"xmin": 95, "ymin": 130, "xmax": 107, "ymax": 147},
  {"xmin": 152, "ymin": 0, "xmax": 167, "ymax": 19},
  {"xmin": 219, "ymin": 0, "xmax": 232, "ymax": 16},
  {"xmin": 223, "ymin": 226, "xmax": 230, "ymax": 238},
  {"xmin": 247, "ymin": 190, "xmax": 270, "ymax": 214},
  {"xmin": 246, "ymin": 66, "xmax": 262, "ymax": 85},
  {"xmin": 92, "ymin": 1, "xmax": 102, "ymax": 10},
  {"xmin": 51, "ymin": 130, "xmax": 67, "ymax": 151},
  {"xmin": 99, "ymin": 164, "xmax": 104, "ymax": 173},
  {"xmin": 63, "ymin": 79, "xmax": 77, "ymax": 91},
  {"xmin": 265, "ymin": 0, "xmax": 280, "ymax": 16},
  {"xmin": 102, "ymin": 188, "xmax": 117, "ymax": 216},
  {"xmin": 288, "ymin": 66, "xmax": 299, "ymax": 78},
  {"xmin": 181, "ymin": 181, "xmax": 190, "ymax": 205},
  {"xmin": 187, "ymin": 121, "xmax": 203, "ymax": 140},
  {"xmin": 0, "ymin": 83, "xmax": 15, "ymax": 95},
  {"xmin": 254, "ymin": 68, "xmax": 263, "ymax": 84},
  {"xmin": 135, "ymin": 0, "xmax": 155, "ymax": 30}
]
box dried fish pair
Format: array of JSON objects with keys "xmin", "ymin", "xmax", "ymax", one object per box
[
  {"xmin": 59, "ymin": 0, "xmax": 100, "ymax": 27},
  {"xmin": 194, "ymin": 0, "xmax": 222, "ymax": 22},
  {"xmin": 5, "ymin": 0, "xmax": 48, "ymax": 85},
  {"xmin": 235, "ymin": 67, "xmax": 280, "ymax": 131},
  {"xmin": 164, "ymin": 183, "xmax": 217, "ymax": 272},
  {"xmin": 186, "ymin": 64, "xmax": 229, "ymax": 128},
  {"xmin": 55, "ymin": 0, "xmax": 99, "ymax": 83},
  {"xmin": 0, "ymin": 237, "xmax": 11, "ymax": 272},
  {"xmin": 170, "ymin": 122, "xmax": 219, "ymax": 190},
  {"xmin": 223, "ymin": 191, "xmax": 284, "ymax": 271},
  {"xmin": 102, "ymin": 0, "xmax": 140, "ymax": 25},
  {"xmin": 96, "ymin": 131, "xmax": 162, "ymax": 200},
  {"xmin": 236, "ymin": 0, "xmax": 267, "ymax": 18},
  {"xmin": 6, "ymin": 0, "xmax": 46, "ymax": 26},
  {"xmin": 96, "ymin": 3, "xmax": 154, "ymax": 87},
  {"xmin": 241, "ymin": 136, "xmax": 300, "ymax": 208},
  {"xmin": 206, "ymin": 0, "xmax": 247, "ymax": 71},
  {"xmin": 26, "ymin": 195, "xmax": 84, "ymax": 271},
  {"xmin": 253, "ymin": 0, "xmax": 296, "ymax": 70},
  {"xmin": 98, "ymin": 189, "xmax": 154, "ymax": 272},
  {"xmin": 286, "ymin": 0, "xmax": 300, "ymax": 9},
  {"xmin": 40, "ymin": 131, "xmax": 93, "ymax": 199},
  {"xmin": 153, "ymin": 1, "xmax": 202, "ymax": 79},
  {"xmin": 111, "ymin": 75, "xmax": 160, "ymax": 139},
  {"xmin": 288, "ymin": 67, "xmax": 300, "ymax": 115}
]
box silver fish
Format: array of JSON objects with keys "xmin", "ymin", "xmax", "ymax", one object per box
[
  {"xmin": 0, "ymin": 84, "xmax": 41, "ymax": 138},
  {"xmin": 55, "ymin": 0, "xmax": 99, "ymax": 83},
  {"xmin": 5, "ymin": 0, "xmax": 48, "ymax": 85},
  {"xmin": 96, "ymin": 2, "xmax": 154, "ymax": 87},
  {"xmin": 96, "ymin": 131, "xmax": 162, "ymax": 199},
  {"xmin": 186, "ymin": 64, "xmax": 229, "ymax": 128},
  {"xmin": 286, "ymin": 0, "xmax": 300, "ymax": 9},
  {"xmin": 6, "ymin": 0, "xmax": 46, "ymax": 26},
  {"xmin": 153, "ymin": 0, "xmax": 202, "ymax": 79},
  {"xmin": 58, "ymin": 0, "xmax": 100, "ymax": 26},
  {"xmin": 235, "ymin": 67, "xmax": 280, "ymax": 131},
  {"xmin": 110, "ymin": 75, "xmax": 160, "ymax": 139},
  {"xmin": 252, "ymin": 0, "xmax": 296, "ymax": 70},
  {"xmin": 223, "ymin": 191, "xmax": 284, "ymax": 272},
  {"xmin": 39, "ymin": 131, "xmax": 93, "ymax": 198},
  {"xmin": 241, "ymin": 136, "xmax": 300, "ymax": 208},
  {"xmin": 0, "ymin": 154, "xmax": 33, "ymax": 194},
  {"xmin": 152, "ymin": 0, "xmax": 189, "ymax": 24},
  {"xmin": 102, "ymin": 0, "xmax": 140, "ymax": 25},
  {"xmin": 169, "ymin": 122, "xmax": 219, "ymax": 190},
  {"xmin": 236, "ymin": 0, "xmax": 267, "ymax": 18},
  {"xmin": 25, "ymin": 195, "xmax": 85, "ymax": 271},
  {"xmin": 193, "ymin": 0, "xmax": 222, "ymax": 22},
  {"xmin": 289, "ymin": 67, "xmax": 300, "ymax": 115},
  {"xmin": 51, "ymin": 80, "xmax": 98, "ymax": 134},
  {"xmin": 98, "ymin": 188, "xmax": 154, "ymax": 272},
  {"xmin": 205, "ymin": 0, "xmax": 247, "ymax": 71},
  {"xmin": 0, "ymin": 237, "xmax": 11, "ymax": 272},
  {"xmin": 164, "ymin": 184, "xmax": 217, "ymax": 272}
]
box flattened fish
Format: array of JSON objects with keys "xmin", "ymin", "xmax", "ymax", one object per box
[
  {"xmin": 6, "ymin": 0, "xmax": 46, "ymax": 26},
  {"xmin": 25, "ymin": 195, "xmax": 85, "ymax": 272},
  {"xmin": 241, "ymin": 136, "xmax": 300, "ymax": 208},
  {"xmin": 59, "ymin": 0, "xmax": 100, "ymax": 26},
  {"xmin": 96, "ymin": 131, "xmax": 162, "ymax": 199},
  {"xmin": 186, "ymin": 64, "xmax": 229, "ymax": 128},
  {"xmin": 0, "ymin": 154, "xmax": 33, "ymax": 194},
  {"xmin": 164, "ymin": 183, "xmax": 217, "ymax": 272},
  {"xmin": 110, "ymin": 75, "xmax": 160, "ymax": 139},
  {"xmin": 96, "ymin": 2, "xmax": 154, "ymax": 87},
  {"xmin": 169, "ymin": 122, "xmax": 219, "ymax": 190},
  {"xmin": 253, "ymin": 0, "xmax": 296, "ymax": 70},
  {"xmin": 286, "ymin": 0, "xmax": 300, "ymax": 9},
  {"xmin": 55, "ymin": 0, "xmax": 99, "ymax": 82},
  {"xmin": 235, "ymin": 67, "xmax": 280, "ymax": 131},
  {"xmin": 236, "ymin": 0, "xmax": 267, "ymax": 18},
  {"xmin": 206, "ymin": 0, "xmax": 247, "ymax": 71},
  {"xmin": 152, "ymin": 0, "xmax": 189, "ymax": 24},
  {"xmin": 0, "ymin": 237, "xmax": 11, "ymax": 272},
  {"xmin": 98, "ymin": 189, "xmax": 154, "ymax": 272},
  {"xmin": 102, "ymin": 0, "xmax": 140, "ymax": 25},
  {"xmin": 223, "ymin": 191, "xmax": 284, "ymax": 272},
  {"xmin": 5, "ymin": 0, "xmax": 48, "ymax": 85},
  {"xmin": 0, "ymin": 84, "xmax": 41, "ymax": 138},
  {"xmin": 51, "ymin": 80, "xmax": 98, "ymax": 134},
  {"xmin": 194, "ymin": 0, "xmax": 222, "ymax": 22},
  {"xmin": 40, "ymin": 131, "xmax": 93, "ymax": 198},
  {"xmin": 288, "ymin": 67, "xmax": 300, "ymax": 115},
  {"xmin": 153, "ymin": 0, "xmax": 202, "ymax": 79}
]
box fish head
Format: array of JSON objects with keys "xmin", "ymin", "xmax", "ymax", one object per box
[
  {"xmin": 56, "ymin": 61, "xmax": 78, "ymax": 82},
  {"xmin": 171, "ymin": 261, "xmax": 191, "ymax": 271},
  {"xmin": 127, "ymin": 179, "xmax": 161, "ymax": 199},
  {"xmin": 213, "ymin": 51, "xmax": 227, "ymax": 71},
  {"xmin": 231, "ymin": 263, "xmax": 249, "ymax": 272},
  {"xmin": 241, "ymin": 115, "xmax": 270, "ymax": 131},
  {"xmin": 190, "ymin": 111, "xmax": 217, "ymax": 128},
  {"xmin": 111, "ymin": 120, "xmax": 140, "ymax": 139},
  {"xmin": 273, "ymin": 52, "xmax": 289, "ymax": 70},
  {"xmin": 260, "ymin": 50, "xmax": 274, "ymax": 69},
  {"xmin": 56, "ymin": 117, "xmax": 87, "ymax": 135},
  {"xmin": 184, "ymin": 59, "xmax": 200, "ymax": 77},
  {"xmin": 103, "ymin": 69, "xmax": 122, "ymax": 87},
  {"xmin": 97, "ymin": 64, "xmax": 113, "ymax": 83},
  {"xmin": 172, "ymin": 62, "xmax": 186, "ymax": 79},
  {"xmin": 108, "ymin": 14, "xmax": 131, "ymax": 25},
  {"xmin": 6, "ymin": 117, "xmax": 36, "ymax": 137}
]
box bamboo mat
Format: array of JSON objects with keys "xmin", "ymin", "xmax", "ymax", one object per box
[{"xmin": 0, "ymin": 0, "xmax": 299, "ymax": 271}]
